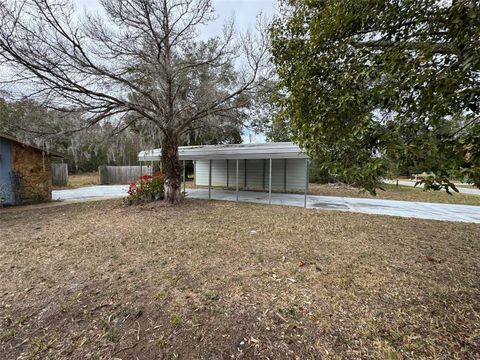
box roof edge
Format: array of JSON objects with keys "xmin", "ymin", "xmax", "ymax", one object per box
[
  {"xmin": 138, "ymin": 142, "xmax": 309, "ymax": 161},
  {"xmin": 0, "ymin": 132, "xmax": 67, "ymax": 159}
]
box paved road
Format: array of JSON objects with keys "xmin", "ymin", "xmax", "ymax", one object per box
[
  {"xmin": 384, "ymin": 179, "xmax": 480, "ymax": 196},
  {"xmin": 52, "ymin": 185, "xmax": 480, "ymax": 223}
]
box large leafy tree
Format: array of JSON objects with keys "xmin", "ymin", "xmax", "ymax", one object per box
[
  {"xmin": 0, "ymin": 0, "xmax": 269, "ymax": 203},
  {"xmin": 271, "ymin": 0, "xmax": 480, "ymax": 192}
]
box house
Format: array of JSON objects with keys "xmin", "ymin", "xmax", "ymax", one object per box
[
  {"xmin": 0, "ymin": 133, "xmax": 64, "ymax": 205},
  {"xmin": 138, "ymin": 142, "xmax": 311, "ymax": 207}
]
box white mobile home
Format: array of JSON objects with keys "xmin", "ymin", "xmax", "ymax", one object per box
[{"xmin": 138, "ymin": 142, "xmax": 310, "ymax": 206}]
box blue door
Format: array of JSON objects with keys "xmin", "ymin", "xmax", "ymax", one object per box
[{"xmin": 0, "ymin": 138, "xmax": 14, "ymax": 205}]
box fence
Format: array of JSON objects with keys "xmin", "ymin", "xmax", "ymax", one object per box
[
  {"xmin": 51, "ymin": 163, "xmax": 68, "ymax": 187},
  {"xmin": 98, "ymin": 165, "xmax": 151, "ymax": 185}
]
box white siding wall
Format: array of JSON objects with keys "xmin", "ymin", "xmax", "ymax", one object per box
[
  {"xmin": 195, "ymin": 160, "xmax": 224, "ymax": 187},
  {"xmin": 245, "ymin": 159, "xmax": 264, "ymax": 189},
  {"xmin": 227, "ymin": 159, "xmax": 246, "ymax": 187},
  {"xmin": 195, "ymin": 158, "xmax": 307, "ymax": 191},
  {"xmin": 267, "ymin": 159, "xmax": 286, "ymax": 191},
  {"xmin": 286, "ymin": 159, "xmax": 308, "ymax": 190}
]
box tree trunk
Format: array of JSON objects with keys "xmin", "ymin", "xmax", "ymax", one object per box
[{"xmin": 161, "ymin": 134, "xmax": 182, "ymax": 204}]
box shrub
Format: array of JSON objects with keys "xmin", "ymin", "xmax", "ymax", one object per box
[
  {"xmin": 309, "ymin": 161, "xmax": 342, "ymax": 184},
  {"xmin": 125, "ymin": 171, "xmax": 164, "ymax": 205}
]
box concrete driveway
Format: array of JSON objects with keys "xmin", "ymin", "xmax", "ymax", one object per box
[
  {"xmin": 52, "ymin": 185, "xmax": 129, "ymax": 201},
  {"xmin": 385, "ymin": 179, "xmax": 480, "ymax": 196},
  {"xmin": 52, "ymin": 185, "xmax": 480, "ymax": 223}
]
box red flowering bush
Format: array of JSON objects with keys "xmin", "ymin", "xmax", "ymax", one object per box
[
  {"xmin": 127, "ymin": 182, "xmax": 138, "ymax": 196},
  {"xmin": 125, "ymin": 172, "xmax": 164, "ymax": 205}
]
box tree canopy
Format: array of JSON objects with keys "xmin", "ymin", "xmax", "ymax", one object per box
[
  {"xmin": 0, "ymin": 95, "xmax": 244, "ymax": 172},
  {"xmin": 270, "ymin": 0, "xmax": 480, "ymax": 192}
]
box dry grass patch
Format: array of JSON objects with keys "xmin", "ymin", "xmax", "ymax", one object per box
[
  {"xmin": 53, "ymin": 172, "xmax": 100, "ymax": 189},
  {"xmin": 0, "ymin": 200, "xmax": 479, "ymax": 359},
  {"xmin": 309, "ymin": 183, "xmax": 480, "ymax": 206}
]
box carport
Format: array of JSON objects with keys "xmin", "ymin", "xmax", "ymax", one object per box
[{"xmin": 138, "ymin": 142, "xmax": 311, "ymax": 207}]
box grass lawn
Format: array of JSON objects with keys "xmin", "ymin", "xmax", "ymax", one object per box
[
  {"xmin": 309, "ymin": 183, "xmax": 480, "ymax": 206},
  {"xmin": 0, "ymin": 200, "xmax": 479, "ymax": 359},
  {"xmin": 54, "ymin": 172, "xmax": 100, "ymax": 189}
]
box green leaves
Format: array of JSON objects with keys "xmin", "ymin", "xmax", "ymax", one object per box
[{"xmin": 270, "ymin": 0, "xmax": 480, "ymax": 193}]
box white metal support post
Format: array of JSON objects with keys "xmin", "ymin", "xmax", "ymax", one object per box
[
  {"xmin": 183, "ymin": 160, "xmax": 186, "ymax": 194},
  {"xmin": 208, "ymin": 159, "xmax": 212, "ymax": 200},
  {"xmin": 194, "ymin": 160, "xmax": 197, "ymax": 188},
  {"xmin": 226, "ymin": 159, "xmax": 229, "ymax": 188},
  {"xmin": 236, "ymin": 159, "xmax": 239, "ymax": 201},
  {"xmin": 269, "ymin": 158, "xmax": 272, "ymax": 205},
  {"xmin": 304, "ymin": 158, "xmax": 309, "ymax": 208}
]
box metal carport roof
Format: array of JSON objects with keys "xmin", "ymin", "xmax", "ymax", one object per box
[
  {"xmin": 138, "ymin": 142, "xmax": 308, "ymax": 161},
  {"xmin": 138, "ymin": 142, "xmax": 310, "ymax": 207}
]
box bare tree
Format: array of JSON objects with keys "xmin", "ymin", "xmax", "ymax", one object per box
[{"xmin": 0, "ymin": 0, "xmax": 270, "ymax": 203}]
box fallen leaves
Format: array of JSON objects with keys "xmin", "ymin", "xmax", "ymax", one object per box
[{"xmin": 0, "ymin": 199, "xmax": 478, "ymax": 359}]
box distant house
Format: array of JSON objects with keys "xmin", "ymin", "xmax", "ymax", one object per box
[{"xmin": 0, "ymin": 133, "xmax": 64, "ymax": 205}]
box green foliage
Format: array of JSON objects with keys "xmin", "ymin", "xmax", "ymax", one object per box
[
  {"xmin": 140, "ymin": 176, "xmax": 165, "ymax": 201},
  {"xmin": 309, "ymin": 161, "xmax": 342, "ymax": 184},
  {"xmin": 415, "ymin": 175, "xmax": 459, "ymax": 195},
  {"xmin": 266, "ymin": 110, "xmax": 293, "ymax": 142},
  {"xmin": 125, "ymin": 173, "xmax": 165, "ymax": 205},
  {"xmin": 185, "ymin": 123, "xmax": 242, "ymax": 146},
  {"xmin": 270, "ymin": 0, "xmax": 480, "ymax": 193}
]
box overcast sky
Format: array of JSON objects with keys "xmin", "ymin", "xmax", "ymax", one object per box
[{"xmin": 73, "ymin": 0, "xmax": 278, "ymax": 37}]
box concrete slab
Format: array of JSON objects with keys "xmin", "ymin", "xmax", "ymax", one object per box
[
  {"xmin": 196, "ymin": 189, "xmax": 480, "ymax": 223},
  {"xmin": 52, "ymin": 185, "xmax": 129, "ymax": 201},
  {"xmin": 52, "ymin": 185, "xmax": 480, "ymax": 224}
]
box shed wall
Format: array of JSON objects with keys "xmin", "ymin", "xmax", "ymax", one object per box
[
  {"xmin": 195, "ymin": 158, "xmax": 307, "ymax": 191},
  {"xmin": 227, "ymin": 160, "xmax": 245, "ymax": 188},
  {"xmin": 0, "ymin": 138, "xmax": 14, "ymax": 205},
  {"xmin": 285, "ymin": 158, "xmax": 308, "ymax": 190},
  {"xmin": 11, "ymin": 141, "xmax": 52, "ymax": 204},
  {"xmin": 195, "ymin": 160, "xmax": 246, "ymax": 187}
]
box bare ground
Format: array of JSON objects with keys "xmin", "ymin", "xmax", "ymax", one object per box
[{"xmin": 0, "ymin": 200, "xmax": 479, "ymax": 359}]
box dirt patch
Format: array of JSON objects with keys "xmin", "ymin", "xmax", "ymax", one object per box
[{"xmin": 0, "ymin": 199, "xmax": 479, "ymax": 359}]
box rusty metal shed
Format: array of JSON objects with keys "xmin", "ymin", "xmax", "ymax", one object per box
[{"xmin": 0, "ymin": 132, "xmax": 64, "ymax": 205}]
